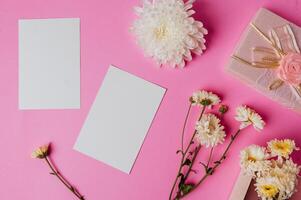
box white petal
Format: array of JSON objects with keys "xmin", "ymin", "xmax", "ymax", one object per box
[
  {"xmin": 184, "ymin": 4, "xmax": 193, "ymax": 11},
  {"xmin": 200, "ymin": 27, "xmax": 208, "ymax": 35},
  {"xmin": 184, "ymin": 49, "xmax": 192, "ymax": 61},
  {"xmin": 200, "ymin": 42, "xmax": 206, "ymax": 50},
  {"xmin": 179, "ymin": 60, "xmax": 185, "ymax": 68},
  {"xmin": 185, "ymin": 37, "xmax": 198, "ymax": 49},
  {"xmin": 240, "ymin": 121, "xmax": 251, "ymax": 130},
  {"xmin": 185, "ymin": 0, "xmax": 196, "ymax": 5},
  {"xmin": 192, "ymin": 47, "xmax": 203, "ymax": 55},
  {"xmin": 193, "ymin": 32, "xmax": 204, "ymax": 39},
  {"xmin": 195, "ymin": 21, "xmax": 204, "ymax": 28},
  {"xmin": 187, "ymin": 10, "xmax": 195, "ymax": 16},
  {"xmin": 134, "ymin": 6, "xmax": 143, "ymax": 15}
]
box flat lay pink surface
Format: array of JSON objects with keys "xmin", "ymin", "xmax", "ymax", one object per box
[{"xmin": 1, "ymin": 0, "xmax": 301, "ymax": 199}]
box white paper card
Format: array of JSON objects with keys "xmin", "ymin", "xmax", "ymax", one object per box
[
  {"xmin": 19, "ymin": 18, "xmax": 80, "ymax": 109},
  {"xmin": 74, "ymin": 66, "xmax": 166, "ymax": 174}
]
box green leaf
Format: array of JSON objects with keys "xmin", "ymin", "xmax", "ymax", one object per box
[
  {"xmin": 178, "ymin": 173, "xmax": 185, "ymax": 190},
  {"xmin": 206, "ymin": 167, "xmax": 214, "ymax": 175},
  {"xmin": 180, "ymin": 184, "xmax": 194, "ymax": 195}
]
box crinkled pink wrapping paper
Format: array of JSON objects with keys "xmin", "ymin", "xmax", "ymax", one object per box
[{"xmin": 0, "ymin": 0, "xmax": 301, "ymax": 199}]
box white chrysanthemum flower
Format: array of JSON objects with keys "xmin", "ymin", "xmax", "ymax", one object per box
[
  {"xmin": 267, "ymin": 139, "xmax": 299, "ymax": 158},
  {"xmin": 31, "ymin": 144, "xmax": 49, "ymax": 159},
  {"xmin": 266, "ymin": 165, "xmax": 298, "ymax": 199},
  {"xmin": 235, "ymin": 105, "xmax": 265, "ymax": 131},
  {"xmin": 240, "ymin": 145, "xmax": 271, "ymax": 176},
  {"xmin": 244, "ymin": 140, "xmax": 300, "ymax": 199},
  {"xmin": 260, "ymin": 158, "xmax": 300, "ymax": 200},
  {"xmin": 190, "ymin": 90, "xmax": 220, "ymax": 108},
  {"xmin": 255, "ymin": 176, "xmax": 282, "ymax": 200},
  {"xmin": 131, "ymin": 0, "xmax": 208, "ymax": 68},
  {"xmin": 281, "ymin": 158, "xmax": 300, "ymax": 176},
  {"xmin": 195, "ymin": 114, "xmax": 225, "ymax": 147}
]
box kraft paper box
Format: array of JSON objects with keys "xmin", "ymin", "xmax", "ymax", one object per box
[
  {"xmin": 229, "ymin": 170, "xmax": 301, "ymax": 200},
  {"xmin": 226, "ymin": 8, "xmax": 301, "ymax": 113}
]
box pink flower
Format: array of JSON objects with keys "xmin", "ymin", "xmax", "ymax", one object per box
[{"xmin": 278, "ymin": 53, "xmax": 301, "ymax": 86}]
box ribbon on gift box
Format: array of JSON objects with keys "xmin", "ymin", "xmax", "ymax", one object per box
[{"xmin": 232, "ymin": 23, "xmax": 301, "ymax": 106}]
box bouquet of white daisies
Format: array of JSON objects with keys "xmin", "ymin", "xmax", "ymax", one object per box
[
  {"xmin": 169, "ymin": 90, "xmax": 265, "ymax": 199},
  {"xmin": 241, "ymin": 139, "xmax": 300, "ymax": 200}
]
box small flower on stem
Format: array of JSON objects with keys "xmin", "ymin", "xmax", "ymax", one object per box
[
  {"xmin": 218, "ymin": 104, "xmax": 228, "ymax": 114},
  {"xmin": 190, "ymin": 90, "xmax": 220, "ymax": 108},
  {"xmin": 169, "ymin": 91, "xmax": 266, "ymax": 200},
  {"xmin": 32, "ymin": 144, "xmax": 49, "ymax": 159},
  {"xmin": 255, "ymin": 176, "xmax": 281, "ymax": 199},
  {"xmin": 240, "ymin": 145, "xmax": 271, "ymax": 176},
  {"xmin": 235, "ymin": 105, "xmax": 265, "ymax": 131},
  {"xmin": 195, "ymin": 114, "xmax": 225, "ymax": 148},
  {"xmin": 32, "ymin": 143, "xmax": 85, "ymax": 200},
  {"xmin": 267, "ymin": 139, "xmax": 299, "ymax": 159}
]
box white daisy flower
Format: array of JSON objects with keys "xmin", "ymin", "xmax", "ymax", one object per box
[
  {"xmin": 266, "ymin": 164, "xmax": 298, "ymax": 200},
  {"xmin": 281, "ymin": 158, "xmax": 300, "ymax": 176},
  {"xmin": 235, "ymin": 105, "xmax": 265, "ymax": 131},
  {"xmin": 31, "ymin": 144, "xmax": 49, "ymax": 159},
  {"xmin": 190, "ymin": 90, "xmax": 220, "ymax": 108},
  {"xmin": 261, "ymin": 158, "xmax": 300, "ymax": 200},
  {"xmin": 267, "ymin": 139, "xmax": 299, "ymax": 158},
  {"xmin": 131, "ymin": 0, "xmax": 208, "ymax": 68},
  {"xmin": 242, "ymin": 139, "xmax": 300, "ymax": 200},
  {"xmin": 280, "ymin": 159, "xmax": 300, "ymax": 199},
  {"xmin": 255, "ymin": 176, "xmax": 282, "ymax": 200},
  {"xmin": 195, "ymin": 114, "xmax": 225, "ymax": 147},
  {"xmin": 240, "ymin": 145, "xmax": 271, "ymax": 176}
]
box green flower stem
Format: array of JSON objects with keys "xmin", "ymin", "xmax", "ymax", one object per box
[
  {"xmin": 181, "ymin": 103, "xmax": 192, "ymax": 152},
  {"xmin": 44, "ymin": 156, "xmax": 85, "ymax": 200},
  {"xmin": 169, "ymin": 106, "xmax": 206, "ymax": 200},
  {"xmin": 206, "ymin": 147, "xmax": 214, "ymax": 169},
  {"xmin": 176, "ymin": 129, "xmax": 241, "ymax": 199},
  {"xmin": 182, "ymin": 145, "xmax": 201, "ymax": 183}
]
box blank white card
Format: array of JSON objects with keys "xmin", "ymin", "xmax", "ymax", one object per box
[
  {"xmin": 74, "ymin": 66, "xmax": 166, "ymax": 174},
  {"xmin": 19, "ymin": 18, "xmax": 80, "ymax": 109}
]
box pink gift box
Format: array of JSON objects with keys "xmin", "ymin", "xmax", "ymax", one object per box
[{"xmin": 226, "ymin": 8, "xmax": 301, "ymax": 113}]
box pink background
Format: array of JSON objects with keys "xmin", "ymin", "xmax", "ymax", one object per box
[{"xmin": 0, "ymin": 0, "xmax": 301, "ymax": 199}]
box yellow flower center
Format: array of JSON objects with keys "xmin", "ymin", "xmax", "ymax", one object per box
[
  {"xmin": 260, "ymin": 184, "xmax": 279, "ymax": 198},
  {"xmin": 154, "ymin": 25, "xmax": 168, "ymax": 40},
  {"xmin": 208, "ymin": 124, "xmax": 215, "ymax": 132},
  {"xmin": 273, "ymin": 142, "xmax": 291, "ymax": 156},
  {"xmin": 247, "ymin": 155, "xmax": 257, "ymax": 162},
  {"xmin": 31, "ymin": 145, "xmax": 49, "ymax": 159}
]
